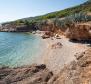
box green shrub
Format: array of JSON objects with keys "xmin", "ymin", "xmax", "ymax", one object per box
[{"xmin": 53, "ymin": 12, "xmax": 91, "ymax": 28}]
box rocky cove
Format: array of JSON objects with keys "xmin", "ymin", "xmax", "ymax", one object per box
[
  {"xmin": 0, "ymin": 1, "xmax": 91, "ymax": 84},
  {"xmin": 0, "ymin": 48, "xmax": 91, "ymax": 84},
  {"xmin": 0, "ymin": 31, "xmax": 90, "ymax": 84},
  {"xmin": 0, "ymin": 18, "xmax": 91, "ymax": 84}
]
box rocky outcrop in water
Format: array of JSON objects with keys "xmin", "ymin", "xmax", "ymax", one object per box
[{"xmin": 0, "ymin": 23, "xmax": 33, "ymax": 32}]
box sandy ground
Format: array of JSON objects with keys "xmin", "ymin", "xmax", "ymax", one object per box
[{"xmin": 35, "ymin": 32, "xmax": 89, "ymax": 74}]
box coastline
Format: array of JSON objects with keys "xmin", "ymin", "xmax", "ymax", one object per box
[
  {"xmin": 0, "ymin": 31, "xmax": 90, "ymax": 84},
  {"xmin": 0, "ymin": 31, "xmax": 89, "ymax": 74},
  {"xmin": 34, "ymin": 31, "xmax": 89, "ymax": 74}
]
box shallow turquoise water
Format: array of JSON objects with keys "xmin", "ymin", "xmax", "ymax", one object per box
[{"xmin": 0, "ymin": 32, "xmax": 43, "ymax": 67}]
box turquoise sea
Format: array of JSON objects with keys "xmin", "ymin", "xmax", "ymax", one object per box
[{"xmin": 0, "ymin": 32, "xmax": 43, "ymax": 67}]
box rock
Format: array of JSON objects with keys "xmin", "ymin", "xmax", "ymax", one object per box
[
  {"xmin": 35, "ymin": 64, "xmax": 46, "ymax": 69},
  {"xmin": 0, "ymin": 23, "xmax": 30, "ymax": 32},
  {"xmin": 51, "ymin": 42, "xmax": 63, "ymax": 49},
  {"xmin": 48, "ymin": 48, "xmax": 91, "ymax": 84},
  {"xmin": 42, "ymin": 34, "xmax": 50, "ymax": 39},
  {"xmin": 74, "ymin": 52, "xmax": 85, "ymax": 60},
  {"xmin": 77, "ymin": 49, "xmax": 91, "ymax": 67},
  {"xmin": 0, "ymin": 64, "xmax": 53, "ymax": 84},
  {"xmin": 65, "ymin": 23, "xmax": 91, "ymax": 40},
  {"xmin": 1, "ymin": 49, "xmax": 91, "ymax": 84},
  {"xmin": 41, "ymin": 31, "xmax": 53, "ymax": 39},
  {"xmin": 55, "ymin": 34, "xmax": 61, "ymax": 39}
]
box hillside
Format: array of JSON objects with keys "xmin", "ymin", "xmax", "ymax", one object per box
[
  {"xmin": 2, "ymin": 0, "xmax": 91, "ymax": 24},
  {"xmin": 0, "ymin": 0, "xmax": 91, "ymax": 41},
  {"xmin": 20, "ymin": 0, "xmax": 91, "ymax": 22}
]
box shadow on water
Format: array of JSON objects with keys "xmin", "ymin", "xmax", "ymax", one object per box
[{"xmin": 69, "ymin": 39, "xmax": 91, "ymax": 47}]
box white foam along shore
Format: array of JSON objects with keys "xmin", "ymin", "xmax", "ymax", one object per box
[{"xmin": 34, "ymin": 31, "xmax": 89, "ymax": 74}]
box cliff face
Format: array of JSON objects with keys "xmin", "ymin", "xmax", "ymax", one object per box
[
  {"xmin": 37, "ymin": 20, "xmax": 65, "ymax": 35},
  {"xmin": 65, "ymin": 22, "xmax": 91, "ymax": 40},
  {"xmin": 0, "ymin": 23, "xmax": 31, "ymax": 32},
  {"xmin": 38, "ymin": 21, "xmax": 91, "ymax": 41}
]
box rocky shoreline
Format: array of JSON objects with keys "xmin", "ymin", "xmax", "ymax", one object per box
[
  {"xmin": 0, "ymin": 64, "xmax": 53, "ymax": 84},
  {"xmin": 0, "ymin": 1, "xmax": 91, "ymax": 83},
  {"xmin": 35, "ymin": 33, "xmax": 88, "ymax": 73},
  {"xmin": 0, "ymin": 28, "xmax": 90, "ymax": 84},
  {"xmin": 48, "ymin": 48, "xmax": 91, "ymax": 84},
  {"xmin": 0, "ymin": 48, "xmax": 91, "ymax": 84},
  {"xmin": 0, "ymin": 31, "xmax": 91, "ymax": 84},
  {"xmin": 0, "ymin": 31, "xmax": 90, "ymax": 84}
]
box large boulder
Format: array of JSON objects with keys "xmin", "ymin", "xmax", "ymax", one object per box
[{"xmin": 51, "ymin": 42, "xmax": 63, "ymax": 49}]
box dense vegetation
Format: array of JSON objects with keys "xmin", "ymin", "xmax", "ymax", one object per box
[{"xmin": 53, "ymin": 12, "xmax": 91, "ymax": 28}]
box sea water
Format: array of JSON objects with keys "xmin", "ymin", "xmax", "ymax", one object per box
[{"xmin": 0, "ymin": 32, "xmax": 43, "ymax": 67}]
